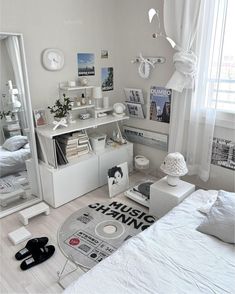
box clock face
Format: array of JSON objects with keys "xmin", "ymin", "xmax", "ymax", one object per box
[{"xmin": 42, "ymin": 48, "xmax": 64, "ymax": 71}]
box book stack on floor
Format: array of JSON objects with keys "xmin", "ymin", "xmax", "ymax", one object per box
[{"xmin": 55, "ymin": 131, "xmax": 90, "ymax": 165}]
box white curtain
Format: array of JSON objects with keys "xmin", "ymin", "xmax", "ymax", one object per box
[
  {"xmin": 5, "ymin": 36, "xmax": 27, "ymax": 130},
  {"xmin": 164, "ymin": 0, "xmax": 228, "ymax": 181}
]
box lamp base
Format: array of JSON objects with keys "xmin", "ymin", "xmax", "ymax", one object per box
[{"xmin": 167, "ymin": 175, "xmax": 180, "ymax": 186}]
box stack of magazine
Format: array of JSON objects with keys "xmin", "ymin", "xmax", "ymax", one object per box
[{"xmin": 55, "ymin": 131, "xmax": 90, "ymax": 165}]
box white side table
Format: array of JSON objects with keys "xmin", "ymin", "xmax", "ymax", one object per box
[{"xmin": 149, "ymin": 176, "xmax": 195, "ymax": 218}]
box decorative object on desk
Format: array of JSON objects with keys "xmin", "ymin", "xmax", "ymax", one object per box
[
  {"xmin": 92, "ymin": 86, "xmax": 103, "ymax": 109},
  {"xmin": 160, "ymin": 152, "xmax": 188, "ymax": 186},
  {"xmin": 103, "ymin": 96, "xmax": 109, "ymax": 108},
  {"xmin": 77, "ymin": 53, "xmax": 95, "ymax": 76},
  {"xmin": 135, "ymin": 155, "xmax": 150, "ymax": 171},
  {"xmin": 79, "ymin": 77, "xmax": 88, "ymax": 86},
  {"xmin": 126, "ymin": 102, "xmax": 144, "ymax": 119},
  {"xmin": 48, "ymin": 94, "xmax": 72, "ymax": 130},
  {"xmin": 150, "ymin": 86, "xmax": 171, "ymax": 123},
  {"xmin": 101, "ymin": 49, "xmax": 109, "ymax": 59},
  {"xmin": 124, "ymin": 88, "xmax": 144, "ymax": 104},
  {"xmin": 81, "ymin": 93, "xmax": 86, "ymax": 105},
  {"xmin": 113, "ymin": 103, "xmax": 126, "ymax": 117},
  {"xmin": 90, "ymin": 133, "xmax": 106, "ymax": 152},
  {"xmin": 33, "ymin": 109, "xmax": 47, "ymax": 127},
  {"xmin": 108, "ymin": 162, "xmax": 129, "ymax": 197},
  {"xmin": 79, "ymin": 113, "xmax": 91, "ymax": 120},
  {"xmin": 101, "ymin": 67, "xmax": 113, "ymax": 91},
  {"xmin": 42, "ymin": 48, "xmax": 64, "ymax": 71}
]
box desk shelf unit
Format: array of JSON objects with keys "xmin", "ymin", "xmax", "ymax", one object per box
[{"xmin": 37, "ymin": 115, "xmax": 133, "ymax": 208}]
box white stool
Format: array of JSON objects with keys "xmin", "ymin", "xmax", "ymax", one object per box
[
  {"xmin": 150, "ymin": 176, "xmax": 195, "ymax": 218},
  {"xmin": 18, "ymin": 202, "xmax": 50, "ymax": 225}
]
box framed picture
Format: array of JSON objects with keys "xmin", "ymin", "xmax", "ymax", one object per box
[
  {"xmin": 149, "ymin": 86, "xmax": 171, "ymax": 123},
  {"xmin": 124, "ymin": 88, "xmax": 144, "ymax": 104},
  {"xmin": 33, "ymin": 109, "xmax": 47, "ymax": 127},
  {"xmin": 77, "ymin": 53, "xmax": 95, "ymax": 76},
  {"xmin": 101, "ymin": 67, "xmax": 114, "ymax": 91},
  {"xmin": 126, "ymin": 102, "xmax": 145, "ymax": 119},
  {"xmin": 101, "ymin": 50, "xmax": 109, "ymax": 59},
  {"xmin": 108, "ymin": 162, "xmax": 129, "ymax": 197}
]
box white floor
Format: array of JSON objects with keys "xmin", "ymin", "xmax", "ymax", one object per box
[{"xmin": 0, "ymin": 173, "xmax": 150, "ymax": 294}]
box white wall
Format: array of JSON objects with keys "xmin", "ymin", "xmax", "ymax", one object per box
[{"xmin": 0, "ymin": 0, "xmax": 120, "ymax": 109}]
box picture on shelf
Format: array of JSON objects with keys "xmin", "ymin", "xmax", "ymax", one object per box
[
  {"xmin": 101, "ymin": 50, "xmax": 109, "ymax": 59},
  {"xmin": 126, "ymin": 102, "xmax": 145, "ymax": 119},
  {"xmin": 124, "ymin": 88, "xmax": 144, "ymax": 104},
  {"xmin": 108, "ymin": 162, "xmax": 129, "ymax": 197},
  {"xmin": 33, "ymin": 109, "xmax": 47, "ymax": 127},
  {"xmin": 150, "ymin": 86, "xmax": 171, "ymax": 123},
  {"xmin": 101, "ymin": 67, "xmax": 114, "ymax": 91},
  {"xmin": 77, "ymin": 53, "xmax": 95, "ymax": 76}
]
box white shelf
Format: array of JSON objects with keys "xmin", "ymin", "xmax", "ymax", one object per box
[
  {"xmin": 59, "ymin": 85, "xmax": 94, "ymax": 91},
  {"xmin": 72, "ymin": 104, "xmax": 95, "ymax": 111},
  {"xmin": 36, "ymin": 115, "xmax": 129, "ymax": 138}
]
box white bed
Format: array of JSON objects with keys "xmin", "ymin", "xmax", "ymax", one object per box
[
  {"xmin": 0, "ymin": 146, "xmax": 31, "ymax": 177},
  {"xmin": 64, "ymin": 190, "xmax": 235, "ymax": 294}
]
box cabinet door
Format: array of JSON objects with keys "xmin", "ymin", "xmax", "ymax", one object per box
[
  {"xmin": 99, "ymin": 144, "xmax": 133, "ymax": 186},
  {"xmin": 53, "ymin": 156, "xmax": 99, "ymax": 207}
]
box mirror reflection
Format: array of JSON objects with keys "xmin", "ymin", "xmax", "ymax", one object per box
[{"xmin": 0, "ymin": 33, "xmax": 40, "ymax": 216}]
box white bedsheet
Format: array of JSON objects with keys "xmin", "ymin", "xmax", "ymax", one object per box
[
  {"xmin": 0, "ymin": 146, "xmax": 31, "ymax": 177},
  {"xmin": 64, "ymin": 190, "xmax": 235, "ymax": 294}
]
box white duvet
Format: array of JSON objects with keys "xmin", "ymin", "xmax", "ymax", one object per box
[
  {"xmin": 0, "ymin": 146, "xmax": 31, "ymax": 177},
  {"xmin": 64, "ymin": 190, "xmax": 235, "ymax": 294}
]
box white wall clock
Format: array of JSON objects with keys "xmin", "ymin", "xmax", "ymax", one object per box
[{"xmin": 42, "ymin": 48, "xmax": 65, "ymax": 71}]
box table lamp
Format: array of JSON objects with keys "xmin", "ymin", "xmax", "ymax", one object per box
[{"xmin": 160, "ymin": 152, "xmax": 188, "ymax": 186}]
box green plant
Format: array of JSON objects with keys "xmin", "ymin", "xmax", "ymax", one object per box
[
  {"xmin": 48, "ymin": 94, "xmax": 72, "ymax": 119},
  {"xmin": 0, "ymin": 110, "xmax": 12, "ymax": 120}
]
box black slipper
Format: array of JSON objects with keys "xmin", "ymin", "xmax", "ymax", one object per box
[
  {"xmin": 20, "ymin": 245, "xmax": 55, "ymax": 271},
  {"xmin": 15, "ymin": 237, "xmax": 48, "ymax": 260}
]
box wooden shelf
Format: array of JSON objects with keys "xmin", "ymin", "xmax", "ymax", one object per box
[{"xmin": 36, "ymin": 115, "xmax": 129, "ymax": 138}]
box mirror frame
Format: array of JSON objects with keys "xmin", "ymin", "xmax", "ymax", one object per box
[{"xmin": 0, "ymin": 32, "xmax": 42, "ymax": 218}]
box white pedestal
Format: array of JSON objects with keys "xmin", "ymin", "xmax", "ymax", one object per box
[{"xmin": 149, "ymin": 176, "xmax": 195, "ymax": 218}]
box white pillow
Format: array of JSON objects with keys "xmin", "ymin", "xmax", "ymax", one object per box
[
  {"xmin": 2, "ymin": 135, "xmax": 28, "ymax": 152},
  {"xmin": 197, "ymin": 190, "xmax": 235, "ymax": 244}
]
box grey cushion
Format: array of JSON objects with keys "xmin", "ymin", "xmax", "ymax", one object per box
[
  {"xmin": 197, "ymin": 190, "xmax": 235, "ymax": 244},
  {"xmin": 2, "ymin": 135, "xmax": 28, "ymax": 151}
]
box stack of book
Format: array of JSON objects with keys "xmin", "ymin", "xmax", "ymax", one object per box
[{"xmin": 55, "ymin": 131, "xmax": 90, "ymax": 165}]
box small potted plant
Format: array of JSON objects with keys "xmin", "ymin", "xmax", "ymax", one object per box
[{"xmin": 48, "ymin": 94, "xmax": 72, "ymax": 130}]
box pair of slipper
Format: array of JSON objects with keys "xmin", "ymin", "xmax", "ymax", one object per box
[{"xmin": 15, "ymin": 237, "xmax": 55, "ymax": 270}]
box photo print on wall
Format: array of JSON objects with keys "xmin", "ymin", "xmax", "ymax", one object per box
[
  {"xmin": 124, "ymin": 88, "xmax": 145, "ymax": 104},
  {"xmin": 77, "ymin": 53, "xmax": 95, "ymax": 76},
  {"xmin": 101, "ymin": 67, "xmax": 114, "ymax": 91},
  {"xmin": 150, "ymin": 86, "xmax": 171, "ymax": 123},
  {"xmin": 108, "ymin": 162, "xmax": 129, "ymax": 197},
  {"xmin": 101, "ymin": 50, "xmax": 109, "ymax": 59},
  {"xmin": 211, "ymin": 138, "xmax": 235, "ymax": 170}
]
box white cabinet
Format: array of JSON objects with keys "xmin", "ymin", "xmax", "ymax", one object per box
[{"xmin": 40, "ymin": 143, "xmax": 133, "ymax": 208}]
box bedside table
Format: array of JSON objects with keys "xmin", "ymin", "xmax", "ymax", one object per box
[{"xmin": 149, "ymin": 176, "xmax": 195, "ymax": 218}]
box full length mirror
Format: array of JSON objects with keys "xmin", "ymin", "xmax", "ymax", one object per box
[{"xmin": 0, "ymin": 32, "xmax": 41, "ymax": 218}]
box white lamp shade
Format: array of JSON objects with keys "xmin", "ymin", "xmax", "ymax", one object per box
[
  {"xmin": 92, "ymin": 87, "xmax": 102, "ymax": 99},
  {"xmin": 160, "ymin": 152, "xmax": 188, "ymax": 177}
]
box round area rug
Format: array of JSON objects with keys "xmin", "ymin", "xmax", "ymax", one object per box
[{"xmin": 58, "ymin": 201, "xmax": 156, "ymax": 269}]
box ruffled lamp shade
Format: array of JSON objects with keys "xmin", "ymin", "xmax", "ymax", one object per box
[{"xmin": 160, "ymin": 152, "xmax": 188, "ymax": 186}]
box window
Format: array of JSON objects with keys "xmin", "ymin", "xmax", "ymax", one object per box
[{"xmin": 209, "ymin": 0, "xmax": 235, "ymax": 113}]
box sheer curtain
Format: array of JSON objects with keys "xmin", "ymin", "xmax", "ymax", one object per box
[{"xmin": 164, "ymin": 0, "xmax": 228, "ymax": 181}]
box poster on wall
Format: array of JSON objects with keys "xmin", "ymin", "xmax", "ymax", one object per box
[
  {"xmin": 101, "ymin": 50, "xmax": 109, "ymax": 59},
  {"xmin": 149, "ymin": 86, "xmax": 171, "ymax": 123},
  {"xmin": 211, "ymin": 138, "xmax": 235, "ymax": 170},
  {"xmin": 124, "ymin": 88, "xmax": 144, "ymax": 104},
  {"xmin": 77, "ymin": 53, "xmax": 95, "ymax": 76},
  {"xmin": 126, "ymin": 102, "xmax": 145, "ymax": 119},
  {"xmin": 101, "ymin": 67, "xmax": 114, "ymax": 91},
  {"xmin": 108, "ymin": 162, "xmax": 129, "ymax": 197}
]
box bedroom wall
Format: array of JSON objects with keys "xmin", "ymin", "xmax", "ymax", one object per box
[{"xmin": 0, "ymin": 0, "xmax": 121, "ymax": 110}]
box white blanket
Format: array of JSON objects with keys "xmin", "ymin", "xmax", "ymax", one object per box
[
  {"xmin": 0, "ymin": 146, "xmax": 30, "ymax": 177},
  {"xmin": 64, "ymin": 190, "xmax": 235, "ymax": 294}
]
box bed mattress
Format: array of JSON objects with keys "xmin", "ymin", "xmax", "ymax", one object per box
[{"xmin": 64, "ymin": 189, "xmax": 235, "ymax": 294}]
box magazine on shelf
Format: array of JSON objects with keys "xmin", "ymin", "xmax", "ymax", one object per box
[
  {"xmin": 124, "ymin": 88, "xmax": 144, "ymax": 104},
  {"xmin": 126, "ymin": 102, "xmax": 145, "ymax": 119}
]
